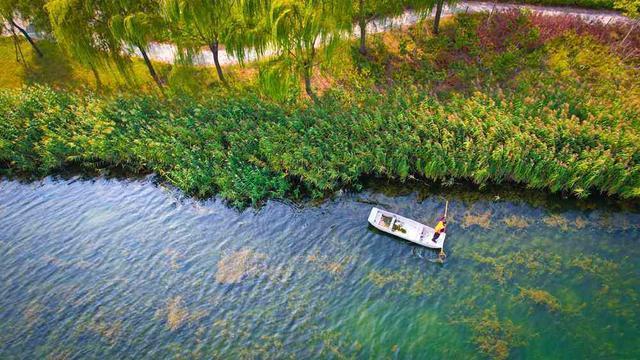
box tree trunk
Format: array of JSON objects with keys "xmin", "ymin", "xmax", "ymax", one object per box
[
  {"xmin": 138, "ymin": 45, "xmax": 163, "ymax": 90},
  {"xmin": 90, "ymin": 65, "xmax": 102, "ymax": 90},
  {"xmin": 358, "ymin": 0, "xmax": 367, "ymax": 55},
  {"xmin": 8, "ymin": 24, "xmax": 25, "ymax": 63},
  {"xmin": 208, "ymin": 40, "xmax": 228, "ymax": 86},
  {"xmin": 10, "ymin": 19, "xmax": 43, "ymax": 58},
  {"xmin": 433, "ymin": 0, "xmax": 444, "ymax": 35},
  {"xmin": 303, "ymin": 62, "xmax": 318, "ymax": 103}
]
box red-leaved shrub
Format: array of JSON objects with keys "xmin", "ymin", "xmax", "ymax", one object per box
[{"xmin": 479, "ymin": 10, "xmax": 640, "ymax": 61}]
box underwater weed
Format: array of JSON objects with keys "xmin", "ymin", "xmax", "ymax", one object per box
[
  {"xmin": 215, "ymin": 248, "xmax": 267, "ymax": 284},
  {"xmin": 502, "ymin": 215, "xmax": 530, "ymax": 229},
  {"xmin": 165, "ymin": 296, "xmax": 189, "ymax": 331},
  {"xmin": 162, "ymin": 248, "xmax": 183, "ymax": 271},
  {"xmin": 573, "ymin": 216, "xmax": 588, "ymax": 229},
  {"xmin": 367, "ymin": 269, "xmax": 445, "ymax": 297},
  {"xmin": 76, "ymin": 313, "xmax": 123, "ymax": 344},
  {"xmin": 469, "ymin": 250, "xmax": 563, "ymax": 284},
  {"xmin": 464, "ymin": 307, "xmax": 527, "ymax": 360},
  {"xmin": 516, "ymin": 287, "xmax": 561, "ymax": 312},
  {"xmin": 463, "ymin": 210, "xmax": 493, "ymax": 229},
  {"xmin": 306, "ymin": 252, "xmax": 354, "ymax": 277},
  {"xmin": 542, "ymin": 214, "xmax": 570, "ymax": 231},
  {"xmin": 46, "ymin": 349, "xmax": 73, "ymax": 360},
  {"xmin": 22, "ymin": 301, "xmax": 45, "ymax": 329}
]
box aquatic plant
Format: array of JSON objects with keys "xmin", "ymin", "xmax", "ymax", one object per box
[
  {"xmin": 165, "ymin": 296, "xmax": 189, "ymax": 331},
  {"xmin": 574, "ymin": 216, "xmax": 588, "ymax": 229},
  {"xmin": 162, "ymin": 248, "xmax": 183, "ymax": 271},
  {"xmin": 502, "ymin": 215, "xmax": 530, "ymax": 229},
  {"xmin": 516, "ymin": 287, "xmax": 561, "ymax": 312},
  {"xmin": 366, "ymin": 269, "xmax": 446, "ymax": 297},
  {"xmin": 469, "ymin": 249, "xmax": 563, "ymax": 284},
  {"xmin": 215, "ymin": 248, "xmax": 267, "ymax": 284},
  {"xmin": 22, "ymin": 301, "xmax": 44, "ymax": 330},
  {"xmin": 306, "ymin": 252, "xmax": 354, "ymax": 276},
  {"xmin": 462, "ymin": 307, "xmax": 528, "ymax": 360},
  {"xmin": 76, "ymin": 312, "xmax": 123, "ymax": 344},
  {"xmin": 542, "ymin": 214, "xmax": 570, "ymax": 231},
  {"xmin": 156, "ymin": 296, "xmax": 208, "ymax": 332},
  {"xmin": 463, "ymin": 210, "xmax": 493, "ymax": 229}
]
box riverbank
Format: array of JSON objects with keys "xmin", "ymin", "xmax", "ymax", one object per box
[{"xmin": 1, "ymin": 11, "xmax": 639, "ymax": 205}]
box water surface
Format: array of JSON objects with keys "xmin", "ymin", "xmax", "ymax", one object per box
[{"xmin": 0, "ymin": 177, "xmax": 638, "ymax": 359}]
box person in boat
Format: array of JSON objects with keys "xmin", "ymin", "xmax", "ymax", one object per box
[{"xmin": 432, "ymin": 216, "xmax": 446, "ymax": 243}]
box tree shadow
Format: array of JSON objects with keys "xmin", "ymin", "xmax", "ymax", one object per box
[{"xmin": 21, "ymin": 40, "xmax": 80, "ymax": 89}]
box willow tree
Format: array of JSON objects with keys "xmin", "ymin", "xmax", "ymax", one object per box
[
  {"xmin": 162, "ymin": 0, "xmax": 237, "ymax": 85},
  {"xmin": 110, "ymin": 11, "xmax": 165, "ymax": 89},
  {"xmin": 264, "ymin": 0, "xmax": 350, "ymax": 101},
  {"xmin": 47, "ymin": 0, "xmax": 124, "ymax": 87},
  {"xmin": 0, "ymin": 0, "xmax": 48, "ymax": 57},
  {"xmin": 48, "ymin": 0, "xmax": 166, "ymax": 89}
]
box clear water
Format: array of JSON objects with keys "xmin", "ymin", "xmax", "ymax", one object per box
[{"xmin": 0, "ymin": 177, "xmax": 638, "ymax": 359}]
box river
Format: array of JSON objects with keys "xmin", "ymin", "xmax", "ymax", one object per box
[{"xmin": 0, "ymin": 177, "xmax": 638, "ymax": 359}]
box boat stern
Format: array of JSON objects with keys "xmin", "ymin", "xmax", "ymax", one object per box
[{"xmin": 367, "ymin": 207, "xmax": 379, "ymax": 226}]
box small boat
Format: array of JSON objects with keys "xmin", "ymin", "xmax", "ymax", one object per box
[{"xmin": 368, "ymin": 207, "xmax": 445, "ymax": 249}]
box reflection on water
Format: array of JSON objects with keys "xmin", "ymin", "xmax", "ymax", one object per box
[{"xmin": 0, "ymin": 177, "xmax": 638, "ymax": 359}]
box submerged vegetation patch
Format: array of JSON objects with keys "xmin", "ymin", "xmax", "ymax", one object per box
[
  {"xmin": 215, "ymin": 248, "xmax": 267, "ymax": 284},
  {"xmin": 516, "ymin": 287, "xmax": 562, "ymax": 312},
  {"xmin": 76, "ymin": 312, "xmax": 123, "ymax": 344},
  {"xmin": 469, "ymin": 250, "xmax": 563, "ymax": 284},
  {"xmin": 502, "ymin": 215, "xmax": 530, "ymax": 229},
  {"xmin": 543, "ymin": 214, "xmax": 571, "ymax": 231},
  {"xmin": 306, "ymin": 252, "xmax": 355, "ymax": 277},
  {"xmin": 367, "ymin": 268, "xmax": 449, "ymax": 297},
  {"xmin": 156, "ymin": 296, "xmax": 209, "ymax": 332},
  {"xmin": 463, "ymin": 210, "xmax": 494, "ymax": 229},
  {"xmin": 464, "ymin": 307, "xmax": 528, "ymax": 360}
]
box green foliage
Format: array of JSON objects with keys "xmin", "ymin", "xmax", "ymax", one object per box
[
  {"xmin": 262, "ymin": 0, "xmax": 352, "ymax": 100},
  {"xmin": 614, "ymin": 0, "xmax": 640, "ymax": 17}
]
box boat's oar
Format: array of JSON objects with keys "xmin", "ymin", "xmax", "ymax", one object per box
[{"xmin": 439, "ymin": 200, "xmax": 449, "ymax": 261}]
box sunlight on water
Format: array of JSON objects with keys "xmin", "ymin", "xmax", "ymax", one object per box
[{"xmin": 0, "ymin": 177, "xmax": 638, "ymax": 359}]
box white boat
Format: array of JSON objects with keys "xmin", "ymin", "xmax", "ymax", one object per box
[{"xmin": 368, "ymin": 207, "xmax": 445, "ymax": 249}]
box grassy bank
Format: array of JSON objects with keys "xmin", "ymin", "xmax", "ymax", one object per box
[{"xmin": 1, "ymin": 11, "xmax": 639, "ymax": 205}]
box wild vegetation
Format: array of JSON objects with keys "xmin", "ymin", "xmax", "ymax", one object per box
[{"xmin": 1, "ymin": 1, "xmax": 639, "ymax": 205}]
